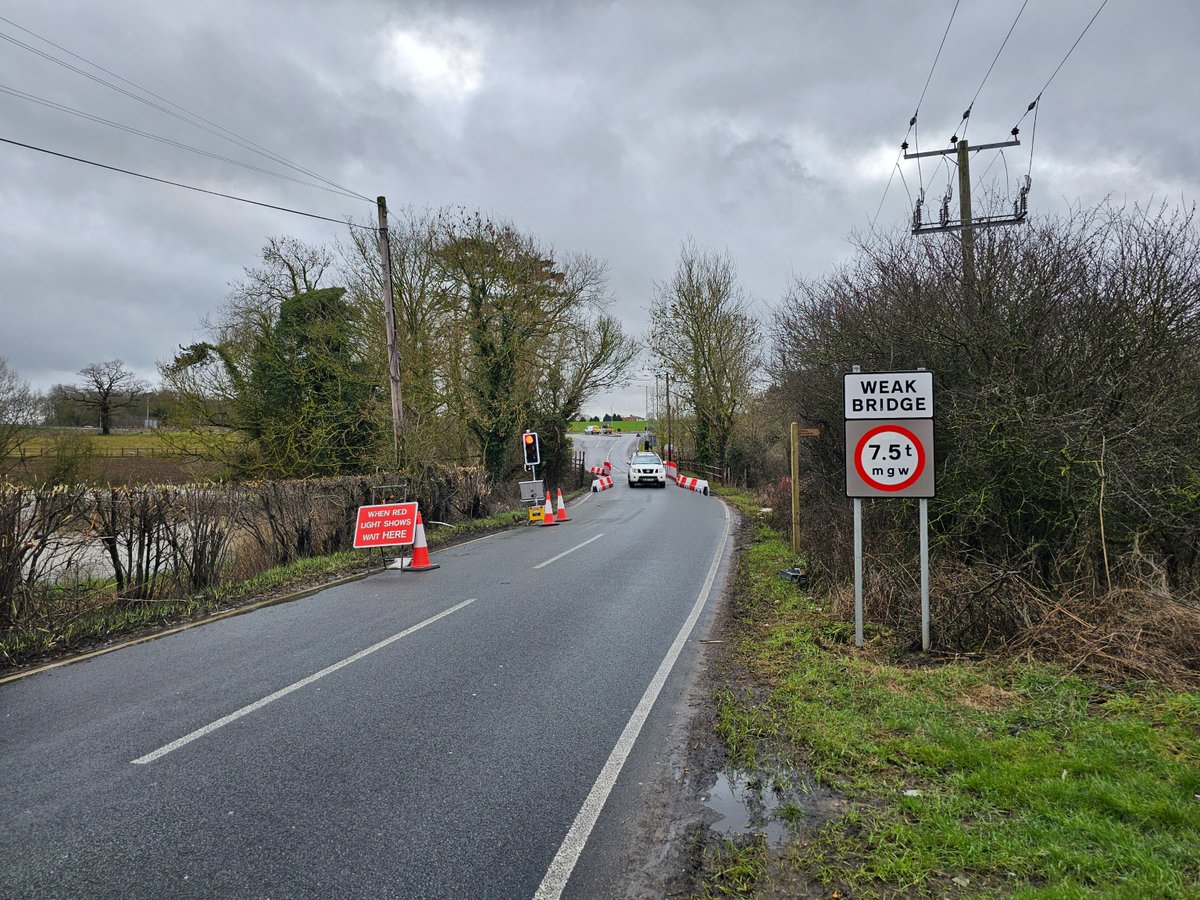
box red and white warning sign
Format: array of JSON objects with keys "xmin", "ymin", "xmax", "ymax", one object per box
[
  {"xmin": 853, "ymin": 424, "xmax": 926, "ymax": 492},
  {"xmin": 844, "ymin": 416, "xmax": 935, "ymax": 498},
  {"xmin": 353, "ymin": 502, "xmax": 419, "ymax": 548}
]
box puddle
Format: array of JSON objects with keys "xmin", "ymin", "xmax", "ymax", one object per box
[{"xmin": 702, "ymin": 769, "xmax": 846, "ymax": 848}]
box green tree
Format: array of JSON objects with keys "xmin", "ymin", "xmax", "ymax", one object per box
[
  {"xmin": 246, "ymin": 287, "xmax": 380, "ymax": 475},
  {"xmin": 167, "ymin": 288, "xmax": 380, "ymax": 477}
]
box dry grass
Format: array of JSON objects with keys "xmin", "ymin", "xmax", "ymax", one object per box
[{"xmin": 829, "ymin": 551, "xmax": 1200, "ymax": 689}]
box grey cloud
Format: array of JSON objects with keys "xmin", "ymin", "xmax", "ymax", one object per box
[{"xmin": 0, "ymin": 0, "xmax": 1196, "ymax": 419}]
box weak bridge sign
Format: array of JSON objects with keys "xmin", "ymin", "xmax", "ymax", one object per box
[{"xmin": 843, "ymin": 370, "xmax": 935, "ymax": 498}]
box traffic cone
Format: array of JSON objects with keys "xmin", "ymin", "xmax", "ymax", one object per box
[
  {"xmin": 555, "ymin": 487, "xmax": 570, "ymax": 522},
  {"xmin": 402, "ymin": 511, "xmax": 440, "ymax": 571},
  {"xmin": 541, "ymin": 491, "xmax": 558, "ymax": 526}
]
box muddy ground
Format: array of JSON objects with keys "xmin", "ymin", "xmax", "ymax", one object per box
[{"xmin": 611, "ymin": 513, "xmax": 849, "ymax": 899}]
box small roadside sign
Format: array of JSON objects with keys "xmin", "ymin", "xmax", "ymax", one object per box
[
  {"xmin": 528, "ymin": 504, "xmax": 544, "ymax": 523},
  {"xmin": 843, "ymin": 366, "xmax": 936, "ymax": 651},
  {"xmin": 519, "ymin": 480, "xmax": 545, "ymax": 503},
  {"xmin": 353, "ymin": 502, "xmax": 419, "ymax": 548}
]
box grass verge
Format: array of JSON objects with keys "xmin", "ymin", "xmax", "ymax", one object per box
[
  {"xmin": 707, "ymin": 484, "xmax": 1200, "ymax": 898},
  {"xmin": 1, "ymin": 507, "xmax": 533, "ymax": 672}
]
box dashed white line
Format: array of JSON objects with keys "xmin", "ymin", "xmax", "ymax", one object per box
[
  {"xmin": 532, "ymin": 533, "xmax": 605, "ymax": 570},
  {"xmin": 131, "ymin": 598, "xmax": 477, "ymax": 765},
  {"xmin": 533, "ymin": 503, "xmax": 731, "ymax": 899}
]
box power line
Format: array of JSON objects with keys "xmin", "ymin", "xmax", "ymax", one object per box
[
  {"xmin": 0, "ymin": 134, "xmax": 374, "ymax": 229},
  {"xmin": 1011, "ymin": 0, "xmax": 1111, "ymax": 133},
  {"xmin": 0, "ymin": 83, "xmax": 367, "ymax": 201},
  {"xmin": 914, "ymin": 0, "xmax": 962, "ymax": 120},
  {"xmin": 960, "ymin": 0, "xmax": 1029, "ymax": 140},
  {"xmin": 0, "ymin": 18, "xmax": 372, "ymax": 203},
  {"xmin": 871, "ymin": 0, "xmax": 961, "ymax": 229},
  {"xmin": 1032, "ymin": 0, "xmax": 1111, "ymax": 103},
  {"xmin": 871, "ymin": 154, "xmax": 903, "ymax": 229}
]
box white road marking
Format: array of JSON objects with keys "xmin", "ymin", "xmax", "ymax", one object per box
[
  {"xmin": 131, "ymin": 598, "xmax": 477, "ymax": 765},
  {"xmin": 534, "ymin": 503, "xmax": 731, "ymax": 899},
  {"xmin": 532, "ymin": 533, "xmax": 605, "ymax": 570}
]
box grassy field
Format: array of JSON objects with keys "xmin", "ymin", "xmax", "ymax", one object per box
[
  {"xmin": 704, "ymin": 486, "xmax": 1200, "ymax": 898},
  {"xmin": 17, "ymin": 429, "xmax": 225, "ymax": 454},
  {"xmin": 568, "ymin": 420, "xmax": 649, "ymax": 433}
]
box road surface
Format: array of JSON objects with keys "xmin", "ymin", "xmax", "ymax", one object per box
[{"xmin": 0, "ymin": 450, "xmax": 731, "ymax": 899}]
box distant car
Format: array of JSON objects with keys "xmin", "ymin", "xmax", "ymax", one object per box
[
  {"xmin": 600, "ymin": 425, "xmax": 614, "ymax": 435},
  {"xmin": 627, "ymin": 450, "xmax": 666, "ymax": 488},
  {"xmin": 584, "ymin": 425, "xmax": 596, "ymax": 434}
]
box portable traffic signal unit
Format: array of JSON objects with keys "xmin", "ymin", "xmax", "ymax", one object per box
[{"xmin": 523, "ymin": 431, "xmax": 541, "ymax": 467}]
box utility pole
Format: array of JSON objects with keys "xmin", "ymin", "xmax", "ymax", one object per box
[
  {"xmin": 957, "ymin": 138, "xmax": 976, "ymax": 292},
  {"xmin": 904, "ymin": 133, "xmax": 1029, "ymax": 294},
  {"xmin": 790, "ymin": 421, "xmax": 801, "ymax": 555},
  {"xmin": 664, "ymin": 372, "xmax": 673, "ymax": 464},
  {"xmin": 376, "ymin": 196, "xmax": 404, "ymax": 467},
  {"xmin": 653, "ymin": 374, "xmax": 660, "ymax": 439},
  {"xmin": 789, "ymin": 422, "xmax": 820, "ymax": 556}
]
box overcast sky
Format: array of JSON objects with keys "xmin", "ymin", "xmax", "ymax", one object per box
[{"xmin": 1, "ymin": 0, "xmax": 1195, "ymax": 416}]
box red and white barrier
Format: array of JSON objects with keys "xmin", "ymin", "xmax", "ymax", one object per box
[
  {"xmin": 588, "ymin": 465, "xmax": 608, "ymax": 477},
  {"xmin": 590, "ymin": 475, "xmax": 615, "ymax": 492},
  {"xmin": 675, "ymin": 475, "xmax": 710, "ymax": 496},
  {"xmin": 665, "ymin": 461, "xmax": 678, "ymax": 479}
]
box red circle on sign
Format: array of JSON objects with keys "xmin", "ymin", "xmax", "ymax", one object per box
[{"xmin": 854, "ymin": 424, "xmax": 926, "ymax": 492}]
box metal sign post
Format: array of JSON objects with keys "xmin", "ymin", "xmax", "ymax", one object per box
[
  {"xmin": 521, "ymin": 453, "xmax": 543, "ymax": 523},
  {"xmin": 844, "ymin": 367, "xmax": 935, "ymax": 649}
]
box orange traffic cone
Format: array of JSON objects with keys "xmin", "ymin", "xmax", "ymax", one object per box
[
  {"xmin": 402, "ymin": 511, "xmax": 440, "ymax": 571},
  {"xmin": 541, "ymin": 491, "xmax": 558, "ymax": 526},
  {"xmin": 555, "ymin": 487, "xmax": 570, "ymax": 522}
]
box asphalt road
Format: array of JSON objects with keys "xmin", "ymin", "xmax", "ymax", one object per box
[{"xmin": 0, "ymin": 438, "xmax": 731, "ymax": 899}]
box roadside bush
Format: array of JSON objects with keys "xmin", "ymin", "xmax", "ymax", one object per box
[
  {"xmin": 772, "ymin": 201, "xmax": 1200, "ymax": 677},
  {"xmin": 0, "ymin": 483, "xmax": 91, "ymax": 627},
  {"xmin": 45, "ymin": 431, "xmax": 95, "ymax": 486}
]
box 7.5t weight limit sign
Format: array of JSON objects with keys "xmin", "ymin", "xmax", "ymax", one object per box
[
  {"xmin": 843, "ymin": 369, "xmax": 935, "ymax": 498},
  {"xmin": 845, "ymin": 418, "xmax": 934, "ymax": 497},
  {"xmin": 854, "ymin": 424, "xmax": 926, "ymax": 492}
]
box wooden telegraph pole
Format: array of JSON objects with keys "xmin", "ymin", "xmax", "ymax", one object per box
[
  {"xmin": 790, "ymin": 423, "xmax": 820, "ymax": 556},
  {"xmin": 376, "ymin": 196, "xmax": 404, "ymax": 466},
  {"xmin": 790, "ymin": 422, "xmax": 801, "ymax": 555},
  {"xmin": 664, "ymin": 371, "xmax": 673, "ymax": 464},
  {"xmin": 904, "ymin": 133, "xmax": 1027, "ymax": 295},
  {"xmin": 956, "ymin": 138, "xmax": 976, "ymax": 293}
]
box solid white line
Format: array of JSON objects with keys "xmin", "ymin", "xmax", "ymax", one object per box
[
  {"xmin": 533, "ymin": 504, "xmax": 731, "ymax": 899},
  {"xmin": 131, "ymin": 598, "xmax": 477, "ymax": 765},
  {"xmin": 532, "ymin": 533, "xmax": 605, "ymax": 570}
]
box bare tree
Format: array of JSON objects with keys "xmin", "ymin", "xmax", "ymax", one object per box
[
  {"xmin": 0, "ymin": 357, "xmax": 39, "ymax": 471},
  {"xmin": 69, "ymin": 360, "xmax": 148, "ymax": 435},
  {"xmin": 649, "ymin": 239, "xmax": 760, "ymax": 465}
]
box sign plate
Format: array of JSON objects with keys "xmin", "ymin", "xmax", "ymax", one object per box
[
  {"xmin": 845, "ymin": 419, "xmax": 935, "ymax": 498},
  {"xmin": 519, "ymin": 480, "xmax": 545, "ymax": 502},
  {"xmin": 353, "ymin": 502, "xmax": 419, "ymax": 548},
  {"xmin": 844, "ymin": 371, "xmax": 933, "ymax": 420}
]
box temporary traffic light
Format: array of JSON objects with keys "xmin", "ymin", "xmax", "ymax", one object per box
[{"xmin": 522, "ymin": 431, "xmax": 541, "ymax": 467}]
